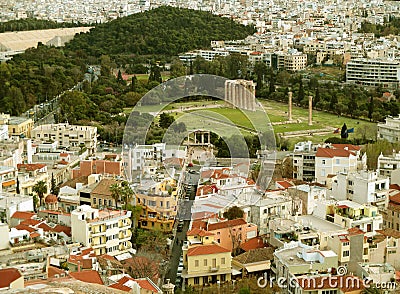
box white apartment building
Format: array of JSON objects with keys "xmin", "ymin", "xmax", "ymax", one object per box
[
  {"xmin": 346, "ymin": 59, "xmax": 400, "ymax": 89},
  {"xmin": 331, "ymin": 171, "xmax": 389, "ymax": 207},
  {"xmin": 71, "ymin": 205, "xmax": 132, "ymax": 256},
  {"xmin": 284, "ymin": 52, "xmax": 307, "ymax": 71},
  {"xmin": 377, "ymin": 151, "xmax": 400, "ymax": 182},
  {"xmin": 315, "ymin": 147, "xmax": 358, "ymax": 185},
  {"xmin": 377, "ymin": 115, "xmax": 400, "ymax": 143},
  {"xmin": 31, "ymin": 123, "xmax": 97, "ymax": 154},
  {"xmin": 128, "ymin": 143, "xmax": 186, "ymax": 171}
]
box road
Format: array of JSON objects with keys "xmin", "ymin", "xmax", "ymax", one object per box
[{"xmin": 164, "ymin": 168, "xmax": 200, "ymax": 286}]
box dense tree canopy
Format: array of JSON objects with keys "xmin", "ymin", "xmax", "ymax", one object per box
[{"xmin": 65, "ymin": 6, "xmax": 255, "ymax": 58}]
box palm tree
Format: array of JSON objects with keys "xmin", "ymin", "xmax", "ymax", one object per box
[
  {"xmin": 33, "ymin": 180, "xmax": 47, "ymax": 207},
  {"xmin": 110, "ymin": 183, "xmax": 122, "ymax": 209},
  {"xmin": 110, "ymin": 181, "xmax": 135, "ymax": 209}
]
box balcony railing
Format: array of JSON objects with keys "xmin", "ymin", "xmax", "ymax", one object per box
[{"xmin": 209, "ymin": 266, "xmax": 219, "ymax": 272}]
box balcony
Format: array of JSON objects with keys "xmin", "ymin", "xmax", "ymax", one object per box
[{"xmin": 209, "ymin": 266, "xmax": 219, "ymax": 272}]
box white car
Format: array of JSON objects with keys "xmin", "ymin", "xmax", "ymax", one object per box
[{"xmin": 177, "ymin": 265, "xmax": 183, "ymax": 276}]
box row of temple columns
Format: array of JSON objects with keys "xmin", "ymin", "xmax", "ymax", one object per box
[
  {"xmin": 224, "ymin": 80, "xmax": 257, "ymax": 111},
  {"xmin": 287, "ymin": 91, "xmax": 312, "ymax": 126}
]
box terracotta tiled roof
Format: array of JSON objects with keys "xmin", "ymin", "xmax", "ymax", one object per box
[
  {"xmin": 60, "ymin": 176, "xmax": 88, "ymax": 188},
  {"xmin": 91, "ymin": 178, "xmax": 120, "ymax": 196},
  {"xmin": 45, "ymin": 194, "xmax": 58, "ymax": 203},
  {"xmin": 196, "ymin": 185, "xmax": 218, "ymax": 196},
  {"xmin": 53, "ymin": 225, "xmax": 72, "ymax": 237},
  {"xmin": 187, "ymin": 244, "xmax": 230, "ymax": 256},
  {"xmin": 208, "ymin": 218, "xmax": 247, "ymax": 231},
  {"xmin": 390, "ymin": 192, "xmax": 400, "ymax": 205},
  {"xmin": 30, "ymin": 232, "xmax": 40, "ymax": 238},
  {"xmin": 17, "ymin": 163, "xmax": 46, "ymax": 171},
  {"xmin": 48, "ymin": 265, "xmax": 66, "ymax": 278},
  {"xmin": 347, "ymin": 227, "xmax": 365, "ymax": 236},
  {"xmin": 331, "ymin": 144, "xmax": 361, "ymax": 151},
  {"xmin": 191, "ymin": 220, "xmax": 207, "ymax": 230},
  {"xmin": 0, "ymin": 268, "xmax": 22, "ymax": 288},
  {"xmin": 276, "ymin": 180, "xmax": 294, "ymax": 189},
  {"xmin": 233, "ymin": 247, "xmax": 275, "ymax": 264},
  {"xmin": 316, "ymin": 147, "xmax": 355, "ymax": 158},
  {"xmin": 69, "ymin": 270, "xmax": 103, "ymax": 285},
  {"xmin": 11, "ymin": 211, "xmax": 35, "ymax": 220},
  {"xmin": 186, "ymin": 228, "xmax": 214, "ymax": 237},
  {"xmin": 240, "ymin": 237, "xmax": 267, "ymax": 252},
  {"xmin": 15, "ymin": 224, "xmax": 36, "ymax": 232},
  {"xmin": 19, "ymin": 219, "xmax": 41, "ymax": 226},
  {"xmin": 296, "ymin": 275, "xmax": 364, "ymax": 291},
  {"xmin": 109, "ymin": 276, "xmax": 160, "ymax": 293},
  {"xmin": 135, "ymin": 278, "xmax": 159, "ymax": 293},
  {"xmin": 376, "ymin": 228, "xmax": 400, "ymax": 239}
]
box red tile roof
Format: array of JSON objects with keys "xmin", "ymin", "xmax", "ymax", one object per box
[
  {"xmin": 0, "ymin": 268, "xmax": 22, "ymax": 288},
  {"xmin": 196, "ymin": 185, "xmax": 218, "ymax": 196},
  {"xmin": 48, "ymin": 266, "xmax": 66, "ymax": 278},
  {"xmin": 11, "ymin": 211, "xmax": 35, "ymax": 220},
  {"xmin": 17, "ymin": 163, "xmax": 46, "ymax": 171},
  {"xmin": 348, "ymin": 227, "xmax": 365, "ymax": 236},
  {"xmin": 187, "ymin": 244, "xmax": 230, "ymax": 256},
  {"xmin": 187, "ymin": 228, "xmax": 214, "ymax": 237},
  {"xmin": 109, "ymin": 276, "xmax": 159, "ymax": 293},
  {"xmin": 15, "ymin": 224, "xmax": 36, "ymax": 232},
  {"xmin": 69, "ymin": 270, "xmax": 103, "ymax": 285},
  {"xmin": 19, "ymin": 218, "xmax": 41, "ymax": 226},
  {"xmin": 390, "ymin": 192, "xmax": 400, "ymax": 205},
  {"xmin": 316, "ymin": 147, "xmax": 355, "ymax": 158},
  {"xmin": 53, "ymin": 225, "xmax": 72, "ymax": 237},
  {"xmin": 208, "ymin": 218, "xmax": 247, "ymax": 231},
  {"xmin": 240, "ymin": 237, "xmax": 267, "ymax": 252},
  {"xmin": 276, "ymin": 180, "xmax": 294, "ymax": 189},
  {"xmin": 331, "ymin": 144, "xmax": 361, "ymax": 151},
  {"xmin": 376, "ymin": 228, "xmax": 400, "ymax": 239},
  {"xmin": 135, "ymin": 278, "xmax": 159, "ymax": 293},
  {"xmin": 191, "ymin": 220, "xmax": 207, "ymax": 230}
]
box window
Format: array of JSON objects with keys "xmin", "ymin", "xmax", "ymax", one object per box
[
  {"xmin": 336, "ymin": 159, "xmax": 340, "ymax": 164},
  {"xmin": 322, "ymin": 160, "xmax": 326, "ymax": 165},
  {"xmin": 93, "ymin": 198, "xmax": 97, "ymax": 204},
  {"xmin": 220, "ymin": 274, "xmax": 226, "ymax": 282},
  {"xmin": 203, "ymin": 276, "xmax": 208, "ymax": 284},
  {"xmin": 195, "ymin": 260, "xmax": 199, "ymax": 267},
  {"xmin": 204, "ymin": 259, "xmax": 207, "ymax": 266},
  {"xmin": 194, "ymin": 277, "xmax": 200, "ymax": 285},
  {"xmin": 343, "ymin": 250, "xmax": 350, "ymax": 257},
  {"xmin": 343, "ymin": 242, "xmax": 349, "ymax": 246},
  {"xmin": 221, "ymin": 257, "xmax": 226, "ymax": 265}
]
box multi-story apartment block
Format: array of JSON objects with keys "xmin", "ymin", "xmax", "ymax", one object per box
[
  {"xmin": 17, "ymin": 163, "xmax": 49, "ymax": 196},
  {"xmin": 377, "ymin": 115, "xmax": 400, "ymax": 143},
  {"xmin": 128, "ymin": 143, "xmax": 186, "ymax": 172},
  {"xmin": 293, "ymin": 152, "xmax": 316, "ymax": 182},
  {"xmin": 315, "ymin": 146, "xmax": 359, "ymax": 185},
  {"xmin": 328, "ymin": 200, "xmax": 382, "ymax": 237},
  {"xmin": 377, "ymin": 151, "xmax": 400, "ymax": 181},
  {"xmin": 273, "ymin": 242, "xmax": 338, "ymax": 293},
  {"xmin": 369, "ymin": 228, "xmax": 400, "ymax": 270},
  {"xmin": 31, "ymin": 123, "xmax": 97, "ymax": 154},
  {"xmin": 71, "ymin": 205, "xmax": 132, "ymax": 256},
  {"xmin": 382, "ymin": 192, "xmax": 400, "ymax": 231},
  {"xmin": 288, "ymin": 185, "xmax": 326, "ymax": 215},
  {"xmin": 136, "ymin": 178, "xmax": 178, "ymax": 232},
  {"xmin": 346, "ymin": 58, "xmax": 400, "ymax": 89},
  {"xmin": 327, "ymin": 227, "xmax": 369, "ymax": 273},
  {"xmin": 246, "ymin": 193, "xmax": 293, "ymax": 235},
  {"xmin": 331, "ymin": 171, "xmax": 389, "ymax": 208},
  {"xmin": 182, "ymin": 229, "xmax": 232, "ymax": 287},
  {"xmin": 190, "ymin": 218, "xmax": 257, "ymax": 252},
  {"xmin": 284, "ymin": 51, "xmax": 307, "ymax": 71}
]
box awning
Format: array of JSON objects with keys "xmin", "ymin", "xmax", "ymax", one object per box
[
  {"xmin": 337, "ymin": 205, "xmax": 349, "ymax": 209},
  {"xmin": 246, "ymin": 263, "xmax": 270, "ymax": 273},
  {"xmin": 232, "ymin": 265, "xmax": 242, "ymax": 276},
  {"xmin": 2, "ymin": 179, "xmax": 16, "ymax": 187}
]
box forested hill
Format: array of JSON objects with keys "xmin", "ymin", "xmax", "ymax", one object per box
[
  {"xmin": 0, "ymin": 18, "xmax": 86, "ymax": 33},
  {"xmin": 65, "ymin": 6, "xmax": 256, "ymax": 57}
]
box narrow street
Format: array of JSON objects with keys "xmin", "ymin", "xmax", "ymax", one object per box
[{"xmin": 165, "ymin": 168, "xmax": 200, "ymax": 286}]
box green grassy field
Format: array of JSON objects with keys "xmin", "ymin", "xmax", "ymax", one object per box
[{"xmin": 124, "ymin": 98, "xmax": 377, "ymax": 147}]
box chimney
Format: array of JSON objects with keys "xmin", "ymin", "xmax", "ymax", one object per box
[
  {"xmin": 308, "ymin": 96, "xmax": 313, "ymax": 126},
  {"xmin": 288, "ymin": 91, "xmax": 293, "ymax": 121},
  {"xmin": 77, "ymin": 261, "xmax": 81, "ymax": 272}
]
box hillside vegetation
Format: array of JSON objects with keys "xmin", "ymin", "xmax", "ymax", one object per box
[{"xmin": 65, "ymin": 6, "xmax": 255, "ymax": 57}]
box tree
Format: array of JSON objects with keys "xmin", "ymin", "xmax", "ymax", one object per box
[
  {"xmin": 297, "ymin": 79, "xmax": 304, "ymax": 105},
  {"xmin": 170, "ymin": 59, "xmax": 186, "ymax": 78},
  {"xmin": 159, "ymin": 113, "xmax": 175, "ymax": 129},
  {"xmin": 16, "ymin": 177, "xmax": 20, "ymax": 195},
  {"xmin": 148, "ymin": 65, "xmax": 162, "ymax": 83},
  {"xmin": 110, "ymin": 181, "xmax": 134, "ymax": 209},
  {"xmin": 223, "ymin": 206, "xmax": 244, "ymax": 220},
  {"xmin": 50, "ymin": 173, "xmax": 59, "ymax": 196},
  {"xmin": 33, "ymin": 180, "xmax": 47, "ymax": 206}
]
